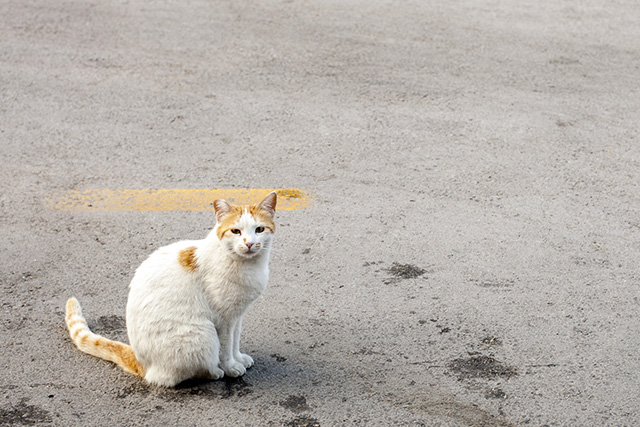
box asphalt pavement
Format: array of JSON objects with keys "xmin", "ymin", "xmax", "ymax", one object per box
[{"xmin": 1, "ymin": 0, "xmax": 639, "ymax": 425}]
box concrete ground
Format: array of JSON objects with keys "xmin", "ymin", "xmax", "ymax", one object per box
[{"xmin": 1, "ymin": 0, "xmax": 639, "ymax": 425}]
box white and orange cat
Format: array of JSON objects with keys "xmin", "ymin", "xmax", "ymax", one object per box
[{"xmin": 65, "ymin": 192, "xmax": 277, "ymax": 387}]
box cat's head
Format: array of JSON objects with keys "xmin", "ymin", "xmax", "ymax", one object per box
[{"xmin": 213, "ymin": 192, "xmax": 277, "ymax": 259}]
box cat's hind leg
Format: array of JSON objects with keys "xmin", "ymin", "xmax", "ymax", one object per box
[
  {"xmin": 203, "ymin": 340, "xmax": 224, "ymax": 380},
  {"xmin": 144, "ymin": 356, "xmax": 223, "ymax": 385},
  {"xmin": 191, "ymin": 364, "xmax": 223, "ymax": 381},
  {"xmin": 201, "ymin": 322, "xmax": 224, "ymax": 380},
  {"xmin": 204, "ymin": 366, "xmax": 224, "ymax": 380},
  {"xmin": 142, "ymin": 320, "xmax": 223, "ymax": 386},
  {"xmin": 143, "ymin": 365, "xmax": 186, "ymax": 387}
]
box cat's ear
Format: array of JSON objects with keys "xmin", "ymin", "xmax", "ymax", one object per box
[
  {"xmin": 213, "ymin": 199, "xmax": 233, "ymax": 221},
  {"xmin": 257, "ymin": 192, "xmax": 277, "ymax": 217}
]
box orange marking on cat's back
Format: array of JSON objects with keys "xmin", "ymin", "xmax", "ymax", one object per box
[{"xmin": 178, "ymin": 246, "xmax": 198, "ymax": 272}]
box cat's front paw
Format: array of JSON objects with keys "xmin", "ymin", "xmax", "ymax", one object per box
[
  {"xmin": 221, "ymin": 361, "xmax": 246, "ymax": 378},
  {"xmin": 237, "ymin": 353, "xmax": 254, "ymax": 369},
  {"xmin": 208, "ymin": 368, "xmax": 224, "ymax": 380}
]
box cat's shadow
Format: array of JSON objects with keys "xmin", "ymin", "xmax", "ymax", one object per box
[
  {"xmin": 120, "ymin": 353, "xmax": 306, "ymax": 400},
  {"xmin": 175, "ymin": 375, "xmax": 253, "ymax": 399}
]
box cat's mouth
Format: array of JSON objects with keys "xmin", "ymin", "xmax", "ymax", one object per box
[{"xmin": 240, "ymin": 247, "xmax": 259, "ymax": 257}]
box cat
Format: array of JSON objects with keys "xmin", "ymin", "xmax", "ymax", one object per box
[{"xmin": 65, "ymin": 191, "xmax": 277, "ymax": 387}]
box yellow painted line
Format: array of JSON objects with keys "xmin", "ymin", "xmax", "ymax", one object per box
[{"xmin": 48, "ymin": 188, "xmax": 310, "ymax": 212}]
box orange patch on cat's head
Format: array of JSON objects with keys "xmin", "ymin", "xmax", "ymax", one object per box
[
  {"xmin": 249, "ymin": 191, "xmax": 277, "ymax": 232},
  {"xmin": 247, "ymin": 205, "xmax": 276, "ymax": 233},
  {"xmin": 214, "ymin": 200, "xmax": 244, "ymax": 239},
  {"xmin": 214, "ymin": 192, "xmax": 277, "ymax": 239}
]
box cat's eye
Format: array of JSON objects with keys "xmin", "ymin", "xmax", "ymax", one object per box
[
  {"xmin": 231, "ymin": 229, "xmax": 241, "ymax": 235},
  {"xmin": 255, "ymin": 226, "xmax": 265, "ymax": 234}
]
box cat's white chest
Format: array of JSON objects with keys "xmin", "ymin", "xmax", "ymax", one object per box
[{"xmin": 203, "ymin": 262, "xmax": 268, "ymax": 319}]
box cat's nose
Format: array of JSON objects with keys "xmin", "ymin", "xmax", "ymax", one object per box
[{"xmin": 246, "ymin": 242, "xmax": 254, "ymax": 249}]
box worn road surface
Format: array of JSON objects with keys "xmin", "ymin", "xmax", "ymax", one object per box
[{"xmin": 1, "ymin": 0, "xmax": 639, "ymax": 425}]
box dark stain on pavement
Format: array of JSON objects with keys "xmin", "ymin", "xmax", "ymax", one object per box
[
  {"xmin": 286, "ymin": 415, "xmax": 320, "ymax": 427},
  {"xmin": 280, "ymin": 395, "xmax": 311, "ymax": 413},
  {"xmin": 472, "ymin": 279, "xmax": 515, "ymax": 289},
  {"xmin": 220, "ymin": 376, "xmax": 253, "ymax": 399},
  {"xmin": 391, "ymin": 393, "xmax": 515, "ymax": 427},
  {"xmin": 362, "ymin": 260, "xmax": 383, "ymax": 267},
  {"xmin": 116, "ymin": 381, "xmax": 152, "ymax": 399},
  {"xmin": 376, "ymin": 262, "xmax": 428, "ymax": 284},
  {"xmin": 485, "ymin": 388, "xmax": 508, "ymax": 399},
  {"xmin": 481, "ymin": 336, "xmax": 502, "ymax": 346},
  {"xmin": 385, "ymin": 262, "xmax": 426, "ymax": 279},
  {"xmin": 95, "ymin": 315, "xmax": 126, "ymax": 332},
  {"xmin": 0, "ymin": 399, "xmax": 51, "ymax": 425},
  {"xmin": 448, "ymin": 355, "xmax": 518, "ymax": 380},
  {"xmin": 271, "ymin": 353, "xmax": 287, "ymax": 362}
]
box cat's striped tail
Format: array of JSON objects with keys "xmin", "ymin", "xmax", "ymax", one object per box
[{"xmin": 65, "ymin": 297, "xmax": 144, "ymax": 377}]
